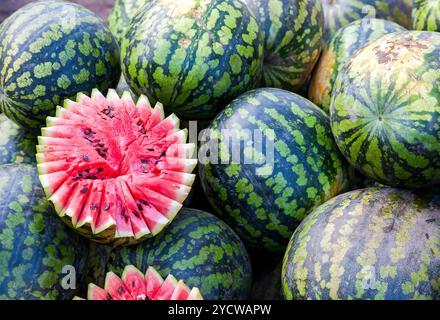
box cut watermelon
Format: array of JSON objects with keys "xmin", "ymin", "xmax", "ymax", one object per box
[
  {"xmin": 75, "ymin": 265, "xmax": 203, "ymax": 300},
  {"xmin": 37, "ymin": 89, "xmax": 196, "ymax": 245}
]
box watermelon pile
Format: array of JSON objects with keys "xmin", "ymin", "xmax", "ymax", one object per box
[{"xmin": 0, "ymin": 0, "xmax": 438, "ymax": 301}]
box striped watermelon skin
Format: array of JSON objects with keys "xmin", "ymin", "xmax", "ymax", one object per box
[
  {"xmin": 331, "ymin": 31, "xmax": 440, "ymax": 188},
  {"xmin": 309, "ymin": 18, "xmax": 405, "ymax": 112},
  {"xmin": 199, "ymin": 88, "xmax": 349, "ymax": 253},
  {"xmin": 413, "ymin": 0, "xmax": 440, "ymax": 32},
  {"xmin": 252, "ymin": 0, "xmax": 324, "ymax": 91},
  {"xmin": 121, "ymin": 0, "xmax": 263, "ymax": 120},
  {"xmin": 108, "ymin": 0, "xmax": 149, "ymax": 44},
  {"xmin": 0, "ymin": 0, "xmax": 121, "ymax": 131},
  {"xmin": 99, "ymin": 208, "xmax": 252, "ymax": 300},
  {"xmin": 282, "ymin": 187, "xmax": 440, "ymax": 300},
  {"xmin": 0, "ymin": 164, "xmax": 89, "ymax": 300},
  {"xmin": 321, "ymin": 0, "xmax": 412, "ymax": 44},
  {"xmin": 377, "ymin": 0, "xmax": 412, "ymax": 29},
  {"xmin": 0, "ymin": 113, "xmax": 36, "ymax": 165}
]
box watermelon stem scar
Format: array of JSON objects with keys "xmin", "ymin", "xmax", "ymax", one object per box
[{"xmin": 36, "ymin": 89, "xmax": 197, "ymax": 246}]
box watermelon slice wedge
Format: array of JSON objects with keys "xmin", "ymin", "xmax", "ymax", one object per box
[
  {"xmin": 76, "ymin": 265, "xmax": 203, "ymax": 300},
  {"xmin": 37, "ymin": 89, "xmax": 197, "ymax": 245}
]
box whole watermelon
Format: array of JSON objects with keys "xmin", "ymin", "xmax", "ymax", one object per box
[
  {"xmin": 0, "ymin": 113, "xmax": 36, "ymax": 165},
  {"xmin": 331, "ymin": 31, "xmax": 440, "ymax": 188},
  {"xmin": 321, "ymin": 0, "xmax": 412, "ymax": 43},
  {"xmin": 413, "ymin": 0, "xmax": 440, "ymax": 32},
  {"xmin": 121, "ymin": 0, "xmax": 263, "ymax": 120},
  {"xmin": 250, "ymin": 0, "xmax": 324, "ymax": 91},
  {"xmin": 282, "ymin": 187, "xmax": 440, "ymax": 300},
  {"xmin": 309, "ymin": 18, "xmax": 405, "ymax": 112},
  {"xmin": 0, "ymin": 164, "xmax": 90, "ymax": 300},
  {"xmin": 377, "ymin": 0, "xmax": 412, "ymax": 29},
  {"xmin": 199, "ymin": 88, "xmax": 349, "ymax": 253},
  {"xmin": 98, "ymin": 208, "xmax": 252, "ymax": 300},
  {"xmin": 108, "ymin": 0, "xmax": 149, "ymax": 44},
  {"xmin": 0, "ymin": 0, "xmax": 120, "ymax": 131}
]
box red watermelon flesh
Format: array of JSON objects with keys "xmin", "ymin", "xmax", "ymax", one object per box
[
  {"xmin": 170, "ymin": 280, "xmax": 191, "ymax": 300},
  {"xmin": 37, "ymin": 89, "xmax": 197, "ymax": 245},
  {"xmin": 77, "ymin": 265, "xmax": 203, "ymax": 300}
]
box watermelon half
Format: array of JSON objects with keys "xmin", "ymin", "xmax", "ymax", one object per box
[
  {"xmin": 75, "ymin": 265, "xmax": 203, "ymax": 300},
  {"xmin": 36, "ymin": 89, "xmax": 197, "ymax": 245}
]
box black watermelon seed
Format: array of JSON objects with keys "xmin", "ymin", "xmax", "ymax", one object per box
[
  {"xmin": 140, "ymin": 129, "xmax": 146, "ymax": 134},
  {"xmin": 82, "ymin": 155, "xmax": 89, "ymax": 161},
  {"xmin": 91, "ymin": 204, "xmax": 99, "ymax": 210},
  {"xmin": 140, "ymin": 159, "xmax": 148, "ymax": 164},
  {"xmin": 137, "ymin": 204, "xmax": 143, "ymax": 211},
  {"xmin": 132, "ymin": 210, "xmax": 140, "ymax": 218},
  {"xmin": 81, "ymin": 187, "xmax": 88, "ymax": 194},
  {"xmin": 139, "ymin": 199, "xmax": 148, "ymax": 205},
  {"xmin": 147, "ymin": 148, "xmax": 154, "ymax": 151},
  {"xmin": 104, "ymin": 205, "xmax": 110, "ymax": 211}
]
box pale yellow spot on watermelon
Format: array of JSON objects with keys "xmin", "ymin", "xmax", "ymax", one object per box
[{"xmin": 309, "ymin": 48, "xmax": 336, "ymax": 110}]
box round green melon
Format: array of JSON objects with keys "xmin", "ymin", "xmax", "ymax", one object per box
[
  {"xmin": 97, "ymin": 208, "xmax": 252, "ymax": 300},
  {"xmin": 377, "ymin": 0, "xmax": 412, "ymax": 29},
  {"xmin": 0, "ymin": 113, "xmax": 36, "ymax": 165},
  {"xmin": 198, "ymin": 88, "xmax": 349, "ymax": 253},
  {"xmin": 0, "ymin": 0, "xmax": 121, "ymax": 131},
  {"xmin": 252, "ymin": 0, "xmax": 324, "ymax": 91},
  {"xmin": 321, "ymin": 0, "xmax": 412, "ymax": 43},
  {"xmin": 413, "ymin": 0, "xmax": 440, "ymax": 32},
  {"xmin": 121, "ymin": 0, "xmax": 263, "ymax": 120},
  {"xmin": 282, "ymin": 187, "xmax": 440, "ymax": 300},
  {"xmin": 309, "ymin": 18, "xmax": 405, "ymax": 112},
  {"xmin": 108, "ymin": 0, "xmax": 149, "ymax": 44},
  {"xmin": 0, "ymin": 164, "xmax": 90, "ymax": 300},
  {"xmin": 331, "ymin": 31, "xmax": 440, "ymax": 188}
]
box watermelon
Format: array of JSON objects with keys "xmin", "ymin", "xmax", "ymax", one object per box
[
  {"xmin": 108, "ymin": 0, "xmax": 149, "ymax": 44},
  {"xmin": 76, "ymin": 265, "xmax": 203, "ymax": 300},
  {"xmin": 199, "ymin": 88, "xmax": 349, "ymax": 253},
  {"xmin": 0, "ymin": 0, "xmax": 121, "ymax": 131},
  {"xmin": 309, "ymin": 18, "xmax": 405, "ymax": 112},
  {"xmin": 121, "ymin": 0, "xmax": 263, "ymax": 120},
  {"xmin": 321, "ymin": 0, "xmax": 412, "ymax": 44},
  {"xmin": 0, "ymin": 164, "xmax": 90, "ymax": 300},
  {"xmin": 413, "ymin": 0, "xmax": 440, "ymax": 31},
  {"xmin": 0, "ymin": 113, "xmax": 36, "ymax": 165},
  {"xmin": 330, "ymin": 31, "xmax": 440, "ymax": 188},
  {"xmin": 36, "ymin": 89, "xmax": 197, "ymax": 245},
  {"xmin": 99, "ymin": 208, "xmax": 252, "ymax": 300},
  {"xmin": 282, "ymin": 187, "xmax": 440, "ymax": 300},
  {"xmin": 251, "ymin": 0, "xmax": 324, "ymax": 91},
  {"xmin": 377, "ymin": 0, "xmax": 413, "ymax": 29}
]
